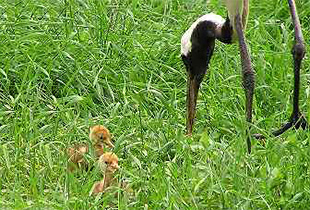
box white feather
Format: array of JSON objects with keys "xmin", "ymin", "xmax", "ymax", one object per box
[{"xmin": 181, "ymin": 13, "xmax": 225, "ymax": 56}]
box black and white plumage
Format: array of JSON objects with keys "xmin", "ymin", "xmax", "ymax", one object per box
[
  {"xmin": 181, "ymin": 13, "xmax": 237, "ymax": 142},
  {"xmin": 181, "ymin": 0, "xmax": 308, "ymax": 153},
  {"xmin": 181, "ymin": 13, "xmax": 233, "ymax": 56}
]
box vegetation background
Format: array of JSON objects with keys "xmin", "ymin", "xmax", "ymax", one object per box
[{"xmin": 0, "ymin": 0, "xmax": 310, "ymax": 209}]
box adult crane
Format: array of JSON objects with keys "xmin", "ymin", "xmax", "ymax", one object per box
[{"xmin": 181, "ymin": 0, "xmax": 308, "ymax": 153}]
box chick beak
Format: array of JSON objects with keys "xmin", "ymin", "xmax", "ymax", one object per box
[
  {"xmin": 106, "ymin": 140, "xmax": 114, "ymax": 148},
  {"xmin": 110, "ymin": 162, "xmax": 119, "ymax": 171}
]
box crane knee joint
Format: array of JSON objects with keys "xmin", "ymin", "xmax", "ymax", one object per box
[{"xmin": 292, "ymin": 43, "xmax": 306, "ymax": 60}]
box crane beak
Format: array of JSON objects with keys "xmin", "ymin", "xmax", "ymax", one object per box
[
  {"xmin": 186, "ymin": 74, "xmax": 201, "ymax": 136},
  {"xmin": 182, "ymin": 54, "xmax": 201, "ymax": 136},
  {"xmin": 182, "ymin": 54, "xmax": 206, "ymax": 136}
]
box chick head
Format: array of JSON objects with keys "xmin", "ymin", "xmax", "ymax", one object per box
[
  {"xmin": 89, "ymin": 125, "xmax": 114, "ymax": 148},
  {"xmin": 98, "ymin": 152, "xmax": 119, "ymax": 173}
]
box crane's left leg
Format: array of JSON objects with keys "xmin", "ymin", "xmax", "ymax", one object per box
[
  {"xmin": 235, "ymin": 13, "xmax": 255, "ymax": 154},
  {"xmin": 272, "ymin": 0, "xmax": 308, "ymax": 136}
]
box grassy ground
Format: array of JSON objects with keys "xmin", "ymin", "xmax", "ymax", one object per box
[{"xmin": 1, "ymin": 0, "xmax": 310, "ymax": 209}]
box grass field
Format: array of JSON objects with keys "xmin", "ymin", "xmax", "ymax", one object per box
[{"xmin": 1, "ymin": 0, "xmax": 310, "ymax": 209}]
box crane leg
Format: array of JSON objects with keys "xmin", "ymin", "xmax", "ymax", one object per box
[
  {"xmin": 255, "ymin": 0, "xmax": 308, "ymax": 139},
  {"xmin": 272, "ymin": 0, "xmax": 308, "ymax": 136},
  {"xmin": 235, "ymin": 14, "xmax": 255, "ymax": 154}
]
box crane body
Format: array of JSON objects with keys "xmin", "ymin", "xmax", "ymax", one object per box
[{"xmin": 181, "ymin": 0, "xmax": 308, "ymax": 153}]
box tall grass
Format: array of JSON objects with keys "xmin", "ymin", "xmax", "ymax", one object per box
[{"xmin": 0, "ymin": 0, "xmax": 310, "ymax": 209}]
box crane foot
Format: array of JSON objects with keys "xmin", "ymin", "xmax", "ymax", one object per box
[{"xmin": 254, "ymin": 112, "xmax": 308, "ymax": 139}]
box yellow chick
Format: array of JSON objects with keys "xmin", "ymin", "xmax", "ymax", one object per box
[
  {"xmin": 89, "ymin": 125, "xmax": 114, "ymax": 158},
  {"xmin": 67, "ymin": 125, "xmax": 114, "ymax": 172},
  {"xmin": 90, "ymin": 152, "xmax": 119, "ymax": 195}
]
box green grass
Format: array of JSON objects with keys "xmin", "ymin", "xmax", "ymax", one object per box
[{"xmin": 1, "ymin": 0, "xmax": 310, "ymax": 209}]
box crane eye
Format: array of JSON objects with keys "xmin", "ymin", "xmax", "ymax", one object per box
[
  {"xmin": 181, "ymin": 54, "xmax": 188, "ymax": 65},
  {"xmin": 181, "ymin": 54, "xmax": 191, "ymax": 72}
]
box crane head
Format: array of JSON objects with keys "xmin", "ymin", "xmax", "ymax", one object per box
[{"xmin": 181, "ymin": 14, "xmax": 226, "ymax": 135}]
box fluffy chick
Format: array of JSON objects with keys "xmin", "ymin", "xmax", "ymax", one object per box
[
  {"xmin": 67, "ymin": 125, "xmax": 114, "ymax": 172},
  {"xmin": 67, "ymin": 144, "xmax": 89, "ymax": 172},
  {"xmin": 90, "ymin": 152, "xmax": 119, "ymax": 195},
  {"xmin": 89, "ymin": 125, "xmax": 114, "ymax": 158}
]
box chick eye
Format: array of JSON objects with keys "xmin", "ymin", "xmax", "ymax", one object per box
[{"xmin": 104, "ymin": 161, "xmax": 108, "ymax": 164}]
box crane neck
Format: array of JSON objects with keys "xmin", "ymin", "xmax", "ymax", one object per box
[{"xmin": 216, "ymin": 16, "xmax": 235, "ymax": 44}]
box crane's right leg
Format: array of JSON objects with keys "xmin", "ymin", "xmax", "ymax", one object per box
[
  {"xmin": 254, "ymin": 0, "xmax": 308, "ymax": 139},
  {"xmin": 272, "ymin": 0, "xmax": 308, "ymax": 136}
]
